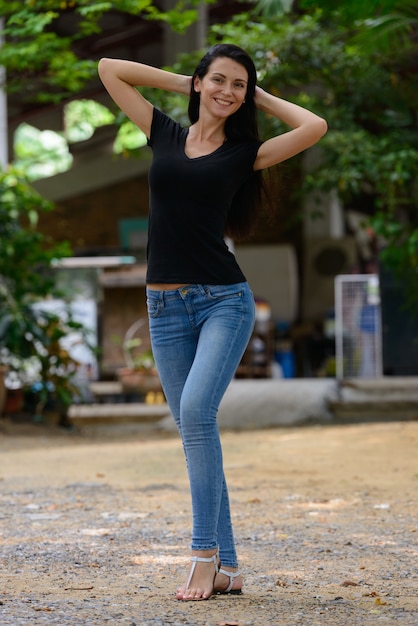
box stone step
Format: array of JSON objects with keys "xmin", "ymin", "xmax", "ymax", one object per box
[
  {"xmin": 329, "ymin": 399, "xmax": 418, "ymax": 422},
  {"xmin": 66, "ymin": 377, "xmax": 418, "ymax": 429},
  {"xmin": 339, "ymin": 377, "xmax": 418, "ymax": 399},
  {"xmin": 67, "ymin": 402, "xmax": 171, "ymax": 427}
]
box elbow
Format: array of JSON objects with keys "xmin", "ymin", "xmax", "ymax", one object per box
[
  {"xmin": 317, "ymin": 117, "xmax": 328, "ymax": 139},
  {"xmin": 98, "ymin": 57, "xmax": 112, "ymax": 79},
  {"xmin": 304, "ymin": 117, "xmax": 328, "ymax": 146},
  {"xmin": 98, "ymin": 57, "xmax": 106, "ymax": 79}
]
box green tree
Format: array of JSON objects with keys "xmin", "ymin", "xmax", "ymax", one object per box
[
  {"xmin": 299, "ymin": 0, "xmax": 418, "ymax": 304},
  {"xmin": 0, "ymin": 0, "xmax": 211, "ymax": 104},
  {"xmin": 228, "ymin": 4, "xmax": 418, "ymax": 305}
]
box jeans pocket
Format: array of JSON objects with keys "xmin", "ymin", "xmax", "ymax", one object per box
[
  {"xmin": 204, "ymin": 283, "xmax": 245, "ymax": 301},
  {"xmin": 146, "ymin": 292, "xmax": 163, "ymax": 318}
]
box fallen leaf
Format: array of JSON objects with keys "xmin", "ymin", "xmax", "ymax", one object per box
[
  {"xmin": 341, "ymin": 580, "xmax": 358, "ymax": 587},
  {"xmin": 375, "ymin": 597, "xmax": 387, "ymax": 606}
]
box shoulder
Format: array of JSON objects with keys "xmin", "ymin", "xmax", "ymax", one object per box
[
  {"xmin": 148, "ymin": 108, "xmax": 184, "ymax": 146},
  {"xmin": 152, "ymin": 107, "xmax": 173, "ymax": 127}
]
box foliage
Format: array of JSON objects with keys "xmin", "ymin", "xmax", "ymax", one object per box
[
  {"xmin": 14, "ymin": 123, "xmax": 73, "ymax": 180},
  {"xmin": 124, "ymin": 341, "xmax": 155, "ymax": 371},
  {"xmin": 13, "ymin": 100, "xmax": 147, "ymax": 178},
  {"xmin": 64, "ymin": 99, "xmax": 114, "ymax": 143},
  {"xmin": 299, "ymin": 0, "xmax": 418, "ymax": 307},
  {"xmin": 254, "ymin": 0, "xmax": 293, "ymax": 17},
  {"xmin": 205, "ymin": 7, "xmax": 418, "ymax": 307},
  {"xmin": 0, "ymin": 0, "xmax": 213, "ymax": 103},
  {"xmin": 0, "ymin": 167, "xmax": 67, "ymax": 298},
  {"xmin": 370, "ymin": 211, "xmax": 418, "ymax": 308},
  {"xmin": 0, "ymin": 166, "xmax": 90, "ymax": 412}
]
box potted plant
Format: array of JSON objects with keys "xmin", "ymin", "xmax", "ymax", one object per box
[
  {"xmin": 0, "ymin": 166, "xmax": 90, "ymax": 421},
  {"xmin": 116, "ymin": 318, "xmax": 162, "ymax": 396}
]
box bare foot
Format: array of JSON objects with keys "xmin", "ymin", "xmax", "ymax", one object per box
[
  {"xmin": 213, "ymin": 567, "xmax": 243, "ymax": 594},
  {"xmin": 176, "ymin": 549, "xmax": 218, "ymax": 601}
]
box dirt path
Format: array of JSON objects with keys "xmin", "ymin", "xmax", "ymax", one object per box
[{"xmin": 0, "ymin": 419, "xmax": 417, "ymax": 625}]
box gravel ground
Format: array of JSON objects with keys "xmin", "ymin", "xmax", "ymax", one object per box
[{"xmin": 0, "ymin": 418, "xmax": 417, "ymax": 625}]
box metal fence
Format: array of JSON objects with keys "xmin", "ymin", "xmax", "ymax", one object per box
[{"xmin": 335, "ymin": 274, "xmax": 383, "ymax": 379}]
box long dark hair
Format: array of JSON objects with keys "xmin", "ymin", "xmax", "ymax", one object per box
[{"xmin": 188, "ymin": 44, "xmax": 270, "ymax": 240}]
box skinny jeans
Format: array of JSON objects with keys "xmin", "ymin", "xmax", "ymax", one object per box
[{"xmin": 146, "ymin": 282, "xmax": 255, "ymax": 567}]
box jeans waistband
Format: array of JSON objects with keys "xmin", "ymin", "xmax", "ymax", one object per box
[{"xmin": 146, "ymin": 282, "xmax": 249, "ymax": 302}]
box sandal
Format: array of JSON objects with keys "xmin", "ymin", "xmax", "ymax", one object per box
[
  {"xmin": 214, "ymin": 568, "xmax": 243, "ymax": 595},
  {"xmin": 177, "ymin": 552, "xmax": 219, "ymax": 601}
]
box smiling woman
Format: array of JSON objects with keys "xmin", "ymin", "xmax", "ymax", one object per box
[
  {"xmin": 196, "ymin": 58, "xmax": 248, "ymax": 108},
  {"xmin": 183, "ymin": 57, "xmax": 248, "ymax": 157},
  {"xmin": 98, "ymin": 42, "xmax": 327, "ymax": 602}
]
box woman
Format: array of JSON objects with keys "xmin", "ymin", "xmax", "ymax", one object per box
[{"xmin": 98, "ymin": 43, "xmax": 326, "ymax": 601}]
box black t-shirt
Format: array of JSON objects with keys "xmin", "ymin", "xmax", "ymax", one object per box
[{"xmin": 146, "ymin": 107, "xmax": 261, "ymax": 284}]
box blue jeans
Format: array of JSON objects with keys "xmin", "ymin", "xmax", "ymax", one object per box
[{"xmin": 146, "ymin": 282, "xmax": 255, "ymax": 567}]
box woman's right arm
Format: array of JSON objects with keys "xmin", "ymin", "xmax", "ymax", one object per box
[{"xmin": 98, "ymin": 58, "xmax": 191, "ymax": 138}]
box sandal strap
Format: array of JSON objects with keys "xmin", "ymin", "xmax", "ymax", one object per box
[
  {"xmin": 218, "ymin": 568, "xmax": 241, "ymax": 593},
  {"xmin": 186, "ymin": 554, "xmax": 218, "ymax": 591}
]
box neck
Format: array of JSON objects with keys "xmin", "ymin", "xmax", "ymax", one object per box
[{"xmin": 189, "ymin": 115, "xmax": 226, "ymax": 144}]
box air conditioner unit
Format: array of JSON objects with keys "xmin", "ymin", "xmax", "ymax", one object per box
[{"xmin": 302, "ymin": 237, "xmax": 357, "ymax": 320}]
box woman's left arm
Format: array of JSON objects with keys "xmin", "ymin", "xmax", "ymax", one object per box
[{"xmin": 253, "ymin": 86, "xmax": 327, "ymax": 171}]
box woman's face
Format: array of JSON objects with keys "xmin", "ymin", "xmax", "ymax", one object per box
[{"xmin": 194, "ymin": 56, "xmax": 248, "ymax": 119}]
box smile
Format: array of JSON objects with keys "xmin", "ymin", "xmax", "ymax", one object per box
[{"xmin": 214, "ymin": 98, "xmax": 233, "ymax": 106}]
